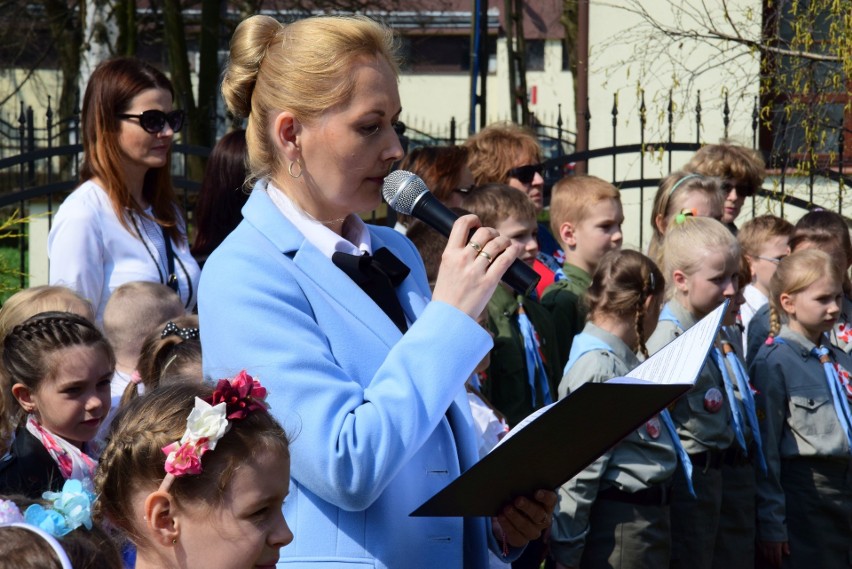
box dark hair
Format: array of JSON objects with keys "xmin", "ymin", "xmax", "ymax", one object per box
[
  {"xmin": 122, "ymin": 315, "xmax": 202, "ymax": 407},
  {"xmin": 585, "ymin": 250, "xmax": 665, "ymax": 358},
  {"xmin": 80, "ymin": 57, "xmax": 183, "ymax": 242},
  {"xmin": 191, "ymin": 130, "xmax": 250, "ymax": 259},
  {"xmin": 96, "ymin": 382, "xmax": 290, "ymax": 545},
  {"xmin": 0, "ymin": 312, "xmax": 115, "ymax": 451}
]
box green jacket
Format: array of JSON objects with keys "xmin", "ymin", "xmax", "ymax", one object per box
[
  {"xmin": 541, "ymin": 263, "xmax": 592, "ymax": 371},
  {"xmin": 483, "ymin": 285, "xmax": 561, "ymax": 428}
]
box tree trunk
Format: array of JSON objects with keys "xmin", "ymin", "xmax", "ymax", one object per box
[{"xmin": 79, "ymin": 0, "xmax": 120, "ymax": 99}]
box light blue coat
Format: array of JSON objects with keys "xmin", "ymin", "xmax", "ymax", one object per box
[{"xmin": 198, "ymin": 188, "xmax": 514, "ymax": 568}]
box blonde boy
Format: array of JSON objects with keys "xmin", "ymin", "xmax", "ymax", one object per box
[
  {"xmin": 541, "ymin": 176, "xmax": 624, "ymax": 368},
  {"xmin": 737, "ymin": 215, "xmax": 793, "ymax": 347}
]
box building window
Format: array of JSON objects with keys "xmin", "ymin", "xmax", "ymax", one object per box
[
  {"xmin": 400, "ymin": 34, "xmax": 497, "ymax": 73},
  {"xmin": 525, "ymin": 40, "xmax": 545, "ymax": 72}
]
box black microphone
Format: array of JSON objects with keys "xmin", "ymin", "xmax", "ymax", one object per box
[{"xmin": 383, "ymin": 170, "xmax": 541, "ymax": 296}]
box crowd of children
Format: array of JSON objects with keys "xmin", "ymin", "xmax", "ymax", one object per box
[{"xmin": 1, "ymin": 126, "xmax": 851, "ymax": 569}]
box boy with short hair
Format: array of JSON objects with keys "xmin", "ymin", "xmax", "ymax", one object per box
[
  {"xmin": 541, "ymin": 175, "xmax": 624, "ymax": 369},
  {"xmin": 460, "ymin": 183, "xmax": 561, "ymax": 429},
  {"xmin": 736, "ymin": 215, "xmax": 794, "ymax": 354}
]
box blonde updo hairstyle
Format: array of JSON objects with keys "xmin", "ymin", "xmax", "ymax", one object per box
[
  {"xmin": 661, "ymin": 216, "xmax": 739, "ymax": 300},
  {"xmin": 767, "ymin": 249, "xmax": 841, "ymax": 339},
  {"xmin": 221, "ymin": 15, "xmax": 400, "ymax": 183},
  {"xmin": 95, "ymin": 382, "xmax": 290, "ymax": 546},
  {"xmin": 585, "ymin": 250, "xmax": 665, "ymax": 358}
]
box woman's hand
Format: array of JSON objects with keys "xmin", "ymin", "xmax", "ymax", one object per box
[
  {"xmin": 758, "ymin": 540, "xmax": 789, "ymax": 568},
  {"xmin": 431, "ymin": 214, "xmax": 521, "ymax": 319},
  {"xmin": 491, "ymin": 489, "xmax": 558, "ymax": 549}
]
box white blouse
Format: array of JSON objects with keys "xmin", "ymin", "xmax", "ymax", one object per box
[{"xmin": 48, "ymin": 180, "xmax": 200, "ymax": 323}]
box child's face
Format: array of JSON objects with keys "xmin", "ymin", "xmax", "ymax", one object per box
[
  {"xmin": 178, "ymin": 451, "xmax": 293, "ymax": 568},
  {"xmin": 723, "ymin": 274, "xmax": 745, "ymax": 326},
  {"xmin": 674, "ymin": 248, "xmax": 738, "ymax": 319},
  {"xmin": 748, "ymin": 235, "xmax": 789, "ymax": 294},
  {"xmin": 781, "ymin": 275, "xmax": 842, "ymax": 342},
  {"xmin": 569, "ymin": 198, "xmax": 624, "ymax": 273},
  {"xmin": 495, "ymin": 216, "xmax": 540, "ymax": 267},
  {"xmin": 15, "ymin": 345, "xmax": 112, "ymax": 447}
]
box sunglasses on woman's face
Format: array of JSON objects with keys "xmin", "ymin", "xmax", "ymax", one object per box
[
  {"xmin": 116, "ymin": 109, "xmax": 186, "ymax": 134},
  {"xmin": 507, "ymin": 163, "xmax": 543, "ymax": 184}
]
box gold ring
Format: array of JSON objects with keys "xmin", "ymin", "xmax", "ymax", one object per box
[
  {"xmin": 477, "ymin": 250, "xmax": 493, "ymax": 264},
  {"xmin": 468, "ymin": 240, "xmax": 482, "ymax": 252}
]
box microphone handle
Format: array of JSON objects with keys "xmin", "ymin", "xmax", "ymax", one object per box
[{"xmin": 411, "ymin": 193, "xmax": 541, "ymax": 297}]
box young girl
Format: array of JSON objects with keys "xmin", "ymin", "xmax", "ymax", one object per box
[
  {"xmin": 0, "ymin": 312, "xmax": 114, "ymax": 497},
  {"xmin": 647, "ymin": 170, "xmax": 724, "ymax": 266},
  {"xmin": 751, "ymin": 249, "xmax": 852, "ymax": 569},
  {"xmin": 95, "ymin": 376, "xmax": 293, "ymax": 569},
  {"xmin": 0, "ymin": 287, "xmax": 94, "ymax": 454},
  {"xmin": 120, "ymin": 315, "xmax": 202, "ymax": 407},
  {"xmin": 549, "ymin": 249, "xmax": 686, "ymax": 569},
  {"xmin": 646, "ymin": 216, "xmax": 740, "ymax": 569}
]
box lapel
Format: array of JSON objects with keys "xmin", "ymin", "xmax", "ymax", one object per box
[{"xmin": 242, "ymin": 187, "xmax": 427, "ymax": 348}]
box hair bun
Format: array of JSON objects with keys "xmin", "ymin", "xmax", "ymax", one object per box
[{"xmin": 221, "ymin": 15, "xmax": 282, "ymax": 118}]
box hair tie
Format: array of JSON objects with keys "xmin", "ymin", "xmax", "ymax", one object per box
[
  {"xmin": 162, "ymin": 321, "xmax": 199, "ymax": 341},
  {"xmin": 669, "ymin": 173, "xmax": 703, "ymax": 195},
  {"xmin": 159, "ymin": 370, "xmax": 269, "ymax": 492},
  {"xmin": 130, "ymin": 370, "xmax": 143, "ymax": 385},
  {"xmin": 647, "ymin": 271, "xmax": 656, "ymax": 294},
  {"xmin": 674, "ymin": 208, "xmax": 698, "ymax": 225}
]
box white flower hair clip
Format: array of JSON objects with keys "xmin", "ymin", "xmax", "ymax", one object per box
[
  {"xmin": 159, "ymin": 370, "xmax": 268, "ymax": 492},
  {"xmin": 0, "ymin": 478, "xmax": 96, "ymax": 569}
]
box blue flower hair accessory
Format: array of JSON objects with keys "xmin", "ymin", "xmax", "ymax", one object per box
[
  {"xmin": 26, "ymin": 478, "xmax": 95, "ymax": 536},
  {"xmin": 0, "ymin": 479, "xmax": 92, "ymax": 569}
]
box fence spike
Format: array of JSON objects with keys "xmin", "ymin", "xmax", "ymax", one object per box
[{"xmin": 723, "ymin": 90, "xmax": 730, "ymax": 139}]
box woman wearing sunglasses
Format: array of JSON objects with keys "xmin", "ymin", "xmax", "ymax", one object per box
[
  {"xmin": 465, "ymin": 122, "xmax": 563, "ymax": 299},
  {"xmin": 48, "ymin": 57, "xmax": 200, "ymax": 323}
]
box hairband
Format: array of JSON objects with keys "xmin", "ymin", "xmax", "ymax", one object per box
[
  {"xmin": 668, "ymin": 173, "xmax": 703, "ymax": 195},
  {"xmin": 675, "ymin": 208, "xmax": 698, "ymax": 225},
  {"xmin": 162, "ymin": 321, "xmax": 199, "ymax": 341},
  {"xmin": 159, "ymin": 370, "xmax": 268, "ymax": 492},
  {"xmin": 0, "ymin": 479, "xmax": 96, "ymax": 569}
]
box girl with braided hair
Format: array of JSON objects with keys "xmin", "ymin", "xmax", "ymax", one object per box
[
  {"xmin": 750, "ymin": 249, "xmax": 852, "ymax": 568},
  {"xmin": 0, "ymin": 312, "xmax": 114, "ymax": 497},
  {"xmin": 548, "ymin": 249, "xmax": 685, "ymax": 569},
  {"xmin": 96, "ymin": 379, "xmax": 293, "ymax": 568}
]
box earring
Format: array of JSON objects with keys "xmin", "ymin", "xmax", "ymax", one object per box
[
  {"xmin": 288, "ymin": 159, "xmax": 303, "ymax": 179},
  {"xmin": 172, "ymin": 538, "xmax": 177, "ymax": 545}
]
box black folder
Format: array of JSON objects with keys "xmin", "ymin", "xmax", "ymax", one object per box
[{"xmin": 411, "ymin": 300, "xmax": 727, "ymax": 517}]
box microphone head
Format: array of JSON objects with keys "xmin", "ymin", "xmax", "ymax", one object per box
[{"xmin": 383, "ymin": 170, "xmax": 429, "ymax": 215}]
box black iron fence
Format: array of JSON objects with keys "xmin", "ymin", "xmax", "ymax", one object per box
[{"xmin": 1, "ymin": 91, "xmax": 850, "ymax": 289}]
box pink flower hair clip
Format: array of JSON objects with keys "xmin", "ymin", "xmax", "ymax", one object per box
[{"xmin": 159, "ymin": 370, "xmax": 269, "ymax": 492}]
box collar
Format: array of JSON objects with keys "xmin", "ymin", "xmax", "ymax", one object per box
[
  {"xmin": 664, "ymin": 300, "xmax": 699, "ymax": 330},
  {"xmin": 743, "ymin": 284, "xmax": 768, "ymax": 311},
  {"xmin": 583, "ymin": 322, "xmax": 641, "ymax": 369},
  {"xmin": 490, "ymin": 284, "xmax": 520, "ymax": 316},
  {"xmin": 777, "ymin": 325, "xmax": 824, "ymax": 357},
  {"xmin": 264, "ymin": 180, "xmax": 371, "ymax": 258},
  {"xmin": 561, "ymin": 262, "xmax": 592, "ymax": 287}
]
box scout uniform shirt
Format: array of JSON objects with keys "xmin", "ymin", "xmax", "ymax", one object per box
[
  {"xmin": 484, "ymin": 284, "xmax": 561, "ymax": 428},
  {"xmin": 647, "ymin": 301, "xmax": 735, "ymax": 454},
  {"xmin": 750, "ymin": 325, "xmax": 852, "ymax": 543},
  {"xmin": 550, "ymin": 323, "xmax": 678, "ymax": 567}
]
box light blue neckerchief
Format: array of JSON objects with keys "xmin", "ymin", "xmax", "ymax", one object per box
[
  {"xmin": 517, "ymin": 300, "xmax": 553, "ymax": 408},
  {"xmin": 709, "ymin": 347, "xmax": 748, "ymax": 453},
  {"xmin": 721, "ymin": 342, "xmax": 767, "ymax": 474},
  {"xmin": 564, "ymin": 331, "xmax": 696, "ymax": 497},
  {"xmin": 812, "ymin": 345, "xmax": 852, "ymax": 452}
]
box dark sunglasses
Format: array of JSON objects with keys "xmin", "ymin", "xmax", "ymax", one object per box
[
  {"xmin": 116, "ymin": 109, "xmax": 186, "ymax": 134},
  {"xmin": 507, "ymin": 163, "xmax": 543, "ymax": 184}
]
